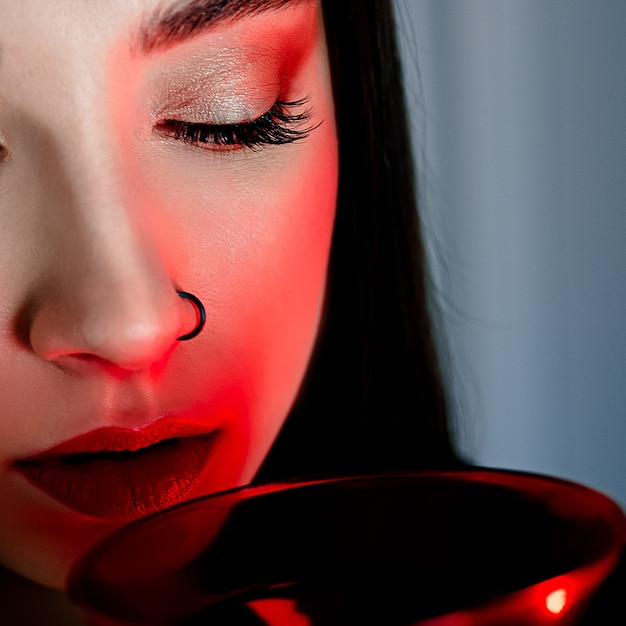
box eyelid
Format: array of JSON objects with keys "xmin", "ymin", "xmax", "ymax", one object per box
[
  {"xmin": 153, "ymin": 96, "xmax": 319, "ymax": 153},
  {"xmin": 158, "ymin": 95, "xmax": 269, "ymax": 127},
  {"xmin": 148, "ymin": 51, "xmax": 282, "ymax": 127}
]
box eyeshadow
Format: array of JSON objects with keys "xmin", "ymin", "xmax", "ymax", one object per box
[{"xmin": 135, "ymin": 2, "xmax": 318, "ymax": 130}]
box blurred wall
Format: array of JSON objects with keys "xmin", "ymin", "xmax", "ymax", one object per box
[{"xmin": 394, "ymin": 0, "xmax": 626, "ymax": 506}]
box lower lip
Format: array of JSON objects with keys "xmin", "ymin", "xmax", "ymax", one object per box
[{"xmin": 14, "ymin": 433, "xmax": 217, "ymax": 520}]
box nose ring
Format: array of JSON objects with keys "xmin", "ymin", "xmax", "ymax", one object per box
[{"xmin": 176, "ymin": 291, "xmax": 206, "ymax": 341}]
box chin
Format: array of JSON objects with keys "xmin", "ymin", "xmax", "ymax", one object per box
[{"xmin": 1, "ymin": 424, "xmax": 271, "ymax": 592}]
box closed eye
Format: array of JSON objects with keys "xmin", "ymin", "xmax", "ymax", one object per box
[{"xmin": 154, "ymin": 97, "xmax": 319, "ymax": 152}]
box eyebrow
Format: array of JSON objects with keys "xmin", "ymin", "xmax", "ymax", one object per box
[{"xmin": 137, "ymin": 0, "xmax": 310, "ymax": 54}]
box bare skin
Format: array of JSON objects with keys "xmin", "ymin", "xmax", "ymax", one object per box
[{"xmin": 0, "ymin": 0, "xmax": 337, "ymax": 620}]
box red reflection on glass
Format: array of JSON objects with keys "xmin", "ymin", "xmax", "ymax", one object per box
[
  {"xmin": 247, "ymin": 597, "xmax": 312, "ymax": 626},
  {"xmin": 69, "ymin": 471, "xmax": 626, "ymax": 626}
]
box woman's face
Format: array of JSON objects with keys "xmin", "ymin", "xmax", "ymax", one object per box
[{"xmin": 0, "ymin": 0, "xmax": 337, "ymax": 589}]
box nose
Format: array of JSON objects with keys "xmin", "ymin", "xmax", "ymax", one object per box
[
  {"xmin": 26, "ymin": 165, "xmax": 196, "ymax": 375},
  {"xmin": 29, "ymin": 271, "xmax": 193, "ymax": 373}
]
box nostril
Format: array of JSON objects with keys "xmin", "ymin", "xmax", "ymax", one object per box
[
  {"xmin": 74, "ymin": 353, "xmax": 99, "ymax": 362},
  {"xmin": 58, "ymin": 353, "xmax": 118, "ymax": 375}
]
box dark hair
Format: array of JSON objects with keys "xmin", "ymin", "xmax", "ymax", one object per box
[{"xmin": 256, "ymin": 0, "xmax": 460, "ymax": 482}]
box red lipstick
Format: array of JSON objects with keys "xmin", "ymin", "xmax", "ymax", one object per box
[{"xmin": 14, "ymin": 417, "xmax": 218, "ymax": 520}]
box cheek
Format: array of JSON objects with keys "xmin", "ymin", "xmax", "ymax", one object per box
[{"xmin": 130, "ymin": 124, "xmax": 338, "ymax": 479}]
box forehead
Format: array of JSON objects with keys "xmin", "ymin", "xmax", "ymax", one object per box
[
  {"xmin": 0, "ymin": 0, "xmax": 312, "ymax": 63},
  {"xmin": 0, "ymin": 0, "xmax": 316, "ymax": 122},
  {"xmin": 0, "ymin": 0, "xmax": 148, "ymax": 50}
]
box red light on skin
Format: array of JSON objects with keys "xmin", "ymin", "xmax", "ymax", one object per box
[{"xmin": 545, "ymin": 588, "xmax": 567, "ymax": 615}]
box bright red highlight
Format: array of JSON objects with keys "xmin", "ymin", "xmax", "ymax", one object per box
[{"xmin": 247, "ymin": 598, "xmax": 312, "ymax": 626}]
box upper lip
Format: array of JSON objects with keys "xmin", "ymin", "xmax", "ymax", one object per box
[{"xmin": 17, "ymin": 415, "xmax": 214, "ymax": 462}]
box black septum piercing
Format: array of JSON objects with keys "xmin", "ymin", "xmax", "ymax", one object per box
[{"xmin": 176, "ymin": 291, "xmax": 206, "ymax": 341}]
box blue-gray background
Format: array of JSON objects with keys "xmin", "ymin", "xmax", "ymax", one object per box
[{"xmin": 394, "ymin": 0, "xmax": 626, "ymax": 506}]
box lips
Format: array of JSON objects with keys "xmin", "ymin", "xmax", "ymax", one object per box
[{"xmin": 13, "ymin": 417, "xmax": 218, "ymax": 520}]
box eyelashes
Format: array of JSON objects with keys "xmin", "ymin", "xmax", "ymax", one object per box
[{"xmin": 154, "ymin": 97, "xmax": 319, "ymax": 152}]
